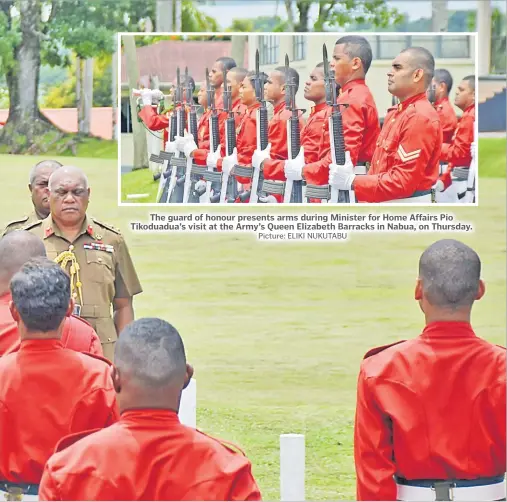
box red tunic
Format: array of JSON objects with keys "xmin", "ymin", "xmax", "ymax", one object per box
[
  {"xmin": 262, "ymin": 102, "xmax": 328, "ymax": 181},
  {"xmin": 353, "ymin": 92, "xmax": 441, "ymax": 202},
  {"xmin": 138, "ymin": 105, "xmax": 169, "ymax": 146},
  {"xmin": 216, "ymin": 102, "xmax": 261, "ymax": 187},
  {"xmin": 304, "ymin": 79, "xmax": 380, "ymax": 186},
  {"xmin": 0, "ymin": 339, "xmax": 118, "ymax": 484},
  {"xmin": 39, "ymin": 409, "xmax": 262, "ymax": 501},
  {"xmin": 0, "ymin": 292, "xmax": 102, "ymax": 357},
  {"xmin": 193, "ymin": 99, "xmax": 245, "ymax": 165},
  {"xmin": 262, "ymin": 101, "xmax": 306, "ymax": 182},
  {"xmin": 354, "ymin": 321, "xmax": 506, "ymax": 501},
  {"xmin": 439, "ymin": 104, "xmax": 475, "ymax": 189},
  {"xmin": 434, "ymin": 97, "xmax": 458, "ymax": 144}
]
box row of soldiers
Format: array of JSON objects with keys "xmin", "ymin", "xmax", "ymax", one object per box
[
  {"xmin": 137, "ymin": 35, "xmax": 476, "ymax": 205},
  {"xmin": 0, "ymin": 231, "xmax": 504, "ymax": 500}
]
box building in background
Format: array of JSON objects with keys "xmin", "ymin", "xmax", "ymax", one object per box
[{"xmin": 249, "ymin": 34, "xmax": 475, "ymax": 119}]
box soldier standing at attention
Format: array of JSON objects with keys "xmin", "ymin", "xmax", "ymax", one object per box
[
  {"xmin": 24, "ymin": 165, "xmax": 142, "ymax": 361},
  {"xmin": 2, "ymin": 160, "xmax": 62, "ymax": 235}
]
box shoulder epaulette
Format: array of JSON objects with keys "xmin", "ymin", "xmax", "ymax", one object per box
[
  {"xmin": 54, "ymin": 429, "xmax": 102, "ymax": 453},
  {"xmin": 91, "ymin": 217, "xmax": 121, "ymax": 235},
  {"xmin": 21, "ymin": 219, "xmax": 43, "ymax": 231},
  {"xmin": 1, "ymin": 216, "xmax": 30, "ymax": 236},
  {"xmin": 363, "ymin": 340, "xmax": 407, "ymax": 360},
  {"xmin": 196, "ymin": 429, "xmax": 247, "ymax": 457}
]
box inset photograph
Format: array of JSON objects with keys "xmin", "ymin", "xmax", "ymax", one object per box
[{"xmin": 119, "ymin": 33, "xmax": 477, "ymax": 205}]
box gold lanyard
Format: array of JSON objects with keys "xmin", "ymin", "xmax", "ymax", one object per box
[{"xmin": 54, "ymin": 244, "xmax": 83, "ymax": 306}]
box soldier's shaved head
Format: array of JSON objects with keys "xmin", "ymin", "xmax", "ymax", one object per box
[
  {"xmin": 418, "ymin": 239, "xmax": 481, "ymax": 310},
  {"xmin": 0, "ymin": 231, "xmax": 47, "ymax": 286},
  {"xmin": 229, "ymin": 67, "xmax": 248, "ymax": 85},
  {"xmin": 48, "ymin": 165, "xmax": 89, "ymax": 191},
  {"xmin": 401, "ymin": 46, "xmax": 435, "ymax": 87},
  {"xmin": 115, "ymin": 318, "xmax": 187, "ymax": 388},
  {"xmin": 29, "ymin": 159, "xmax": 63, "ymax": 185}
]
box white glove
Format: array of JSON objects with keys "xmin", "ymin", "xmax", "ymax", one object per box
[
  {"xmin": 284, "ymin": 147, "xmax": 305, "ymax": 181},
  {"xmin": 177, "ymin": 131, "xmax": 197, "ymax": 157},
  {"xmin": 140, "ymin": 89, "xmax": 153, "ymax": 106},
  {"xmin": 328, "ymin": 151, "xmax": 355, "ymax": 190},
  {"xmin": 174, "ymin": 133, "xmax": 186, "ymax": 153},
  {"xmin": 165, "ymin": 141, "xmax": 176, "ymax": 153},
  {"xmin": 433, "ymin": 180, "xmax": 445, "ymax": 192},
  {"xmin": 206, "ymin": 143, "xmax": 222, "ymax": 169},
  {"xmin": 252, "ymin": 143, "xmax": 271, "ymax": 170},
  {"xmin": 222, "ymin": 147, "xmax": 238, "ymax": 176},
  {"xmin": 151, "ymin": 89, "xmax": 164, "ymax": 103}
]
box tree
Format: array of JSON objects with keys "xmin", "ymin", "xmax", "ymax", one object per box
[
  {"xmin": 41, "ymin": 54, "xmax": 113, "ymax": 108},
  {"xmin": 283, "ymin": 0, "xmax": 403, "ymax": 32},
  {"xmin": 0, "ymin": 0, "xmax": 135, "ymax": 152},
  {"xmin": 123, "ymin": 35, "xmax": 147, "ymax": 170}
]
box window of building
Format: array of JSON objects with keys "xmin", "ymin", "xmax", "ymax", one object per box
[
  {"xmin": 375, "ymin": 35, "xmax": 471, "ymax": 60},
  {"xmin": 438, "ymin": 36, "xmax": 470, "ymax": 58},
  {"xmin": 259, "ymin": 35, "xmax": 279, "ymax": 65},
  {"xmin": 377, "ymin": 36, "xmax": 411, "ymax": 60},
  {"xmin": 293, "ymin": 35, "xmax": 306, "ymax": 61}
]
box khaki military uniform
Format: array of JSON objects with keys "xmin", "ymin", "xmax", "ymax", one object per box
[
  {"xmin": 24, "ymin": 215, "xmax": 143, "ymax": 361},
  {"xmin": 1, "ymin": 210, "xmax": 42, "ymax": 237}
]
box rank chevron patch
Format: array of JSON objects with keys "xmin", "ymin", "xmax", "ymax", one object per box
[{"xmin": 397, "ymin": 144, "xmax": 421, "ymax": 162}]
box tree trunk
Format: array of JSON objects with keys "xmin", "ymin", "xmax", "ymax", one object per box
[
  {"xmin": 431, "ymin": 0, "xmax": 448, "ymax": 32},
  {"xmin": 82, "ymin": 57, "xmax": 94, "ymax": 135},
  {"xmin": 0, "ymin": 0, "xmax": 59, "ymax": 153},
  {"xmin": 112, "ymin": 38, "xmax": 118, "ymax": 141},
  {"xmin": 284, "ymin": 0, "xmax": 295, "ymax": 32},
  {"xmin": 123, "ymin": 35, "xmax": 148, "ymax": 169},
  {"xmin": 76, "ymin": 56, "xmax": 83, "ymax": 133},
  {"xmin": 231, "ymin": 35, "xmax": 247, "ymax": 68},
  {"xmin": 295, "ymin": 0, "xmax": 310, "ymax": 32},
  {"xmin": 156, "ymin": 0, "xmax": 174, "ymax": 31}
]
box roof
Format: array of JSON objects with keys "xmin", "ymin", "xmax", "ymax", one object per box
[
  {"xmin": 0, "ymin": 108, "xmax": 113, "ymax": 140},
  {"xmin": 120, "ymin": 40, "xmax": 249, "ymax": 84}
]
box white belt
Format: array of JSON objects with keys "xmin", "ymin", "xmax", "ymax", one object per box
[
  {"xmin": 396, "ymin": 480, "xmax": 506, "ymax": 501},
  {"xmin": 384, "ymin": 194, "xmax": 433, "ymax": 204},
  {"xmin": 354, "ymin": 165, "xmax": 367, "ymax": 175},
  {"xmin": 0, "ymin": 489, "xmax": 38, "ymax": 501}
]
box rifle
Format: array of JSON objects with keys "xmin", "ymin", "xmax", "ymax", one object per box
[
  {"xmin": 182, "ymin": 67, "xmax": 201, "ymax": 203},
  {"xmin": 323, "ymin": 44, "xmax": 350, "ymax": 204},
  {"xmin": 219, "ymin": 66, "xmax": 238, "ymax": 203},
  {"xmin": 200, "ymin": 67, "xmax": 221, "ymax": 203},
  {"xmin": 165, "ymin": 67, "xmax": 187, "ymax": 203},
  {"xmin": 283, "ymin": 54, "xmax": 304, "ymax": 203},
  {"xmin": 156, "ymin": 84, "xmax": 179, "ymax": 203},
  {"xmin": 250, "ymin": 49, "xmax": 269, "ymax": 203}
]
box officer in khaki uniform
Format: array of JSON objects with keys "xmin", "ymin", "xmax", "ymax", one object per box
[
  {"xmin": 23, "ymin": 165, "xmax": 142, "ymax": 361},
  {"xmin": 2, "ymin": 159, "xmax": 63, "ymax": 236}
]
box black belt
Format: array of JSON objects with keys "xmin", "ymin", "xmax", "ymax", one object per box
[
  {"xmin": 395, "ymin": 474, "xmax": 505, "ymax": 488},
  {"xmin": 0, "ymin": 481, "xmax": 39, "ymax": 496}
]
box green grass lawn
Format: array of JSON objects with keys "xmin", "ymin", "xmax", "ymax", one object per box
[
  {"xmin": 121, "ymin": 137, "xmax": 506, "ymax": 202},
  {"xmin": 0, "ymin": 135, "xmax": 118, "ymax": 159},
  {"xmin": 1, "ymin": 152, "xmax": 506, "ymax": 500}
]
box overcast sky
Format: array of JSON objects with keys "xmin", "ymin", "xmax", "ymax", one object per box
[{"xmin": 199, "ymin": 0, "xmax": 506, "ymax": 30}]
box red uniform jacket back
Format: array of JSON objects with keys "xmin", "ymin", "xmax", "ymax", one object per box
[
  {"xmin": 39, "ymin": 409, "xmax": 262, "ymax": 501},
  {"xmin": 354, "ymin": 321, "xmax": 506, "ymax": 501},
  {"xmin": 0, "ymin": 292, "xmax": 102, "ymax": 357},
  {"xmin": 0, "ymin": 339, "xmax": 119, "ymax": 484}
]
